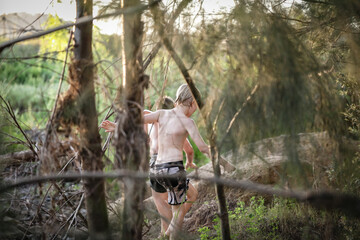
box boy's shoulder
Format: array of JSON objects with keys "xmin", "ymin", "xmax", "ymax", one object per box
[
  {"xmin": 157, "ymin": 109, "xmax": 172, "ymax": 114},
  {"xmin": 143, "ymin": 109, "xmax": 152, "ymax": 114},
  {"xmin": 157, "ymin": 109, "xmax": 173, "ymax": 118}
]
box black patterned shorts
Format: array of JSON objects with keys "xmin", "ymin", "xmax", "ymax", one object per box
[
  {"xmin": 150, "ymin": 161, "xmax": 189, "ymax": 205},
  {"xmin": 149, "ymin": 154, "xmax": 167, "ymax": 193}
]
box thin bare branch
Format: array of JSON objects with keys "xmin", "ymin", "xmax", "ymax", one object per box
[
  {"xmin": 151, "ymin": 4, "xmax": 204, "ymax": 109},
  {"xmin": 150, "ymin": 2, "xmax": 232, "ymax": 237},
  {"xmin": 53, "ymin": 184, "xmax": 88, "ymax": 225},
  {"xmin": 143, "ymin": 0, "xmax": 192, "ymax": 70},
  {"xmin": 0, "ymin": 96, "xmax": 38, "ymax": 158},
  {"xmin": 219, "ymin": 84, "xmax": 259, "ymax": 148}
]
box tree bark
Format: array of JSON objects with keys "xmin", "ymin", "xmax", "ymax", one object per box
[
  {"xmin": 116, "ymin": 0, "xmax": 148, "ymax": 239},
  {"xmin": 209, "ymin": 139, "xmax": 231, "ymax": 240},
  {"xmin": 72, "ymin": 0, "xmax": 110, "ymax": 238}
]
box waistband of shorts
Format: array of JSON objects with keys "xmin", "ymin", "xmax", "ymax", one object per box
[{"xmin": 155, "ymin": 161, "xmax": 184, "ymax": 169}]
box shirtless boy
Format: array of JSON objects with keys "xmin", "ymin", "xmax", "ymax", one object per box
[
  {"xmin": 100, "ymin": 95, "xmax": 201, "ymax": 238},
  {"xmin": 144, "ymin": 84, "xmax": 210, "ymax": 239},
  {"xmin": 144, "ymin": 97, "xmax": 198, "ymax": 237}
]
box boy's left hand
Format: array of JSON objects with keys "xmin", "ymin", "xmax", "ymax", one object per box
[{"xmin": 100, "ymin": 120, "xmax": 116, "ymax": 132}]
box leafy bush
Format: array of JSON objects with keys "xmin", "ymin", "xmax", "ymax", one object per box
[
  {"xmin": 198, "ymin": 196, "xmax": 358, "ymax": 240},
  {"xmin": 5, "ymin": 83, "xmax": 57, "ymax": 113},
  {"xmin": 0, "ymin": 44, "xmax": 62, "ymax": 85}
]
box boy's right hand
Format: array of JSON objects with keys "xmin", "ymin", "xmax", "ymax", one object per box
[
  {"xmin": 99, "ymin": 120, "xmax": 116, "ymax": 132},
  {"xmin": 185, "ymin": 161, "xmax": 197, "ymax": 170}
]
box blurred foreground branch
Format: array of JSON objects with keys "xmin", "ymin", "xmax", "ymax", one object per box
[{"xmin": 1, "ymin": 170, "xmax": 360, "ymax": 219}]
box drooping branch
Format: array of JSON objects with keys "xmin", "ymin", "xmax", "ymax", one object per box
[
  {"xmin": 150, "ymin": 3, "xmax": 203, "ymax": 109},
  {"xmin": 143, "ymin": 0, "xmax": 192, "ymax": 70}
]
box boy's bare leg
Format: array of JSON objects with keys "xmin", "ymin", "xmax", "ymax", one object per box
[
  {"xmin": 152, "ymin": 190, "xmax": 172, "ymax": 235},
  {"xmin": 165, "ymin": 183, "xmax": 198, "ymax": 239},
  {"xmin": 184, "ymin": 183, "xmax": 198, "ymax": 214},
  {"xmin": 166, "ymin": 204, "xmax": 185, "ymax": 240}
]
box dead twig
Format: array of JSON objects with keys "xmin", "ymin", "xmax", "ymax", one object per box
[
  {"xmin": 63, "ymin": 193, "xmax": 85, "ymax": 238},
  {"xmin": 53, "ymin": 184, "xmax": 87, "ymax": 225}
]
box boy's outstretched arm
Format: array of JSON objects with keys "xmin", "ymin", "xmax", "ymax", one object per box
[
  {"xmin": 143, "ymin": 110, "xmax": 153, "ymax": 133},
  {"xmin": 143, "ymin": 110, "xmax": 161, "ymax": 124},
  {"xmin": 99, "ymin": 120, "xmax": 116, "ymax": 132}
]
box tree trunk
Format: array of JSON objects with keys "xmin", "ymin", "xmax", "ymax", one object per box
[
  {"xmin": 115, "ymin": 0, "xmax": 148, "ymax": 239},
  {"xmin": 210, "ymin": 140, "xmax": 231, "ymax": 240},
  {"xmin": 73, "ymin": 0, "xmax": 110, "ymax": 238}
]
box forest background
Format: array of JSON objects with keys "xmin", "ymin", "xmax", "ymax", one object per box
[{"xmin": 1, "ymin": 0, "xmax": 360, "ymax": 239}]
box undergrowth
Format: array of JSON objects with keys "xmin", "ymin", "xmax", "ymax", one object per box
[{"xmin": 198, "ymin": 196, "xmax": 360, "ymax": 240}]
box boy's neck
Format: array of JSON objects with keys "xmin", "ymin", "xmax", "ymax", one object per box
[{"xmin": 175, "ymin": 105, "xmax": 190, "ymax": 117}]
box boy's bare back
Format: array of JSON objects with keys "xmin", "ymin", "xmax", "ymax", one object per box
[
  {"xmin": 147, "ymin": 107, "xmax": 207, "ymax": 164},
  {"xmin": 156, "ymin": 109, "xmax": 189, "ymax": 164}
]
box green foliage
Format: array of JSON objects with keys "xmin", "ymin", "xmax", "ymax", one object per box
[
  {"xmin": 5, "ymin": 83, "xmax": 54, "ymax": 112},
  {"xmin": 1, "ymin": 0, "xmax": 358, "ymax": 177},
  {"xmin": 0, "ymin": 44, "xmax": 61, "ymax": 85},
  {"xmin": 1, "ymin": 1, "xmax": 360, "ymax": 239},
  {"xmin": 0, "ymin": 42, "xmax": 63, "ymax": 154},
  {"xmin": 39, "ymin": 14, "xmax": 70, "ymax": 58},
  {"xmin": 220, "ymin": 3, "xmax": 339, "ymax": 146},
  {"xmin": 198, "ymin": 225, "xmax": 211, "ymax": 240},
  {"xmin": 0, "ymin": 107, "xmax": 28, "ymax": 155},
  {"xmin": 197, "ymin": 196, "xmax": 359, "ymax": 240}
]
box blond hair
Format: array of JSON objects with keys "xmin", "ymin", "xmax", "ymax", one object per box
[{"xmin": 175, "ymin": 84, "xmax": 194, "ymax": 106}]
